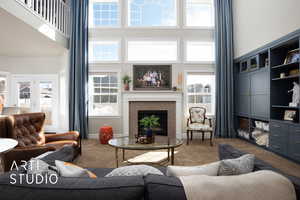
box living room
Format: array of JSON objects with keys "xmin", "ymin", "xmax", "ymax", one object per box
[{"xmin": 0, "ymin": 0, "xmax": 299, "ymax": 200}]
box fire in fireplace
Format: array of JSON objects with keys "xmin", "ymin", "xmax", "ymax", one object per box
[{"xmin": 138, "ymin": 110, "xmax": 168, "ymax": 136}]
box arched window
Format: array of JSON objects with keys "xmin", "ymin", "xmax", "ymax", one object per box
[{"xmin": 195, "ymin": 84, "xmax": 203, "ymax": 93}]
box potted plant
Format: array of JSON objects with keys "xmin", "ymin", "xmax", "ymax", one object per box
[
  {"xmin": 122, "ymin": 75, "xmax": 131, "ymax": 91},
  {"xmin": 139, "ymin": 115, "xmax": 160, "ymax": 142}
]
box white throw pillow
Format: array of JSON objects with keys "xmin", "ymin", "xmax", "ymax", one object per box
[
  {"xmin": 55, "ymin": 160, "xmax": 97, "ymax": 178},
  {"xmin": 218, "ymin": 154, "xmax": 255, "ymax": 176},
  {"xmin": 166, "ymin": 161, "xmax": 220, "ymax": 177},
  {"xmin": 105, "ymin": 165, "xmax": 163, "ymax": 177}
]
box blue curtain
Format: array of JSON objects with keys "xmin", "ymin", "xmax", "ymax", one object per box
[
  {"xmin": 69, "ymin": 0, "xmax": 89, "ymax": 139},
  {"xmin": 214, "ymin": 0, "xmax": 235, "ymax": 137}
]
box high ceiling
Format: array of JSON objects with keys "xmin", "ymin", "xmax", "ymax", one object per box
[{"xmin": 0, "ymin": 8, "xmax": 67, "ymax": 57}]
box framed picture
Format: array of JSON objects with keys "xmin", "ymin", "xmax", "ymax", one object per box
[
  {"xmin": 284, "ymin": 49, "xmax": 300, "ymax": 64},
  {"xmin": 284, "ymin": 110, "xmax": 297, "ymax": 121},
  {"xmin": 133, "ymin": 65, "xmax": 172, "ymax": 90}
]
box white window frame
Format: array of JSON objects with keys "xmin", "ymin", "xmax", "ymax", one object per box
[
  {"xmin": 125, "ymin": 38, "xmax": 180, "ymax": 63},
  {"xmin": 184, "ymin": 40, "xmax": 215, "ymax": 64},
  {"xmin": 125, "ymin": 0, "xmax": 179, "ymax": 29},
  {"xmin": 88, "ymin": 70, "xmax": 121, "ymax": 117},
  {"xmin": 183, "ymin": 0, "xmax": 215, "ymax": 29},
  {"xmin": 89, "ymin": 39, "xmax": 122, "ymax": 63},
  {"xmin": 184, "ymin": 70, "xmax": 215, "ymax": 117},
  {"xmin": 89, "ymin": 0, "xmax": 122, "ymax": 28},
  {"xmin": 0, "ymin": 71, "xmax": 10, "ymax": 107}
]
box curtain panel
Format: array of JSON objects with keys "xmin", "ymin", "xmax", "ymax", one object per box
[
  {"xmin": 69, "ymin": 0, "xmax": 89, "ymax": 139},
  {"xmin": 214, "ymin": 0, "xmax": 236, "ymax": 138}
]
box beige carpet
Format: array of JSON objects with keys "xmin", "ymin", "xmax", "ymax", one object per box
[{"xmin": 75, "ymin": 138, "xmax": 300, "ymax": 177}]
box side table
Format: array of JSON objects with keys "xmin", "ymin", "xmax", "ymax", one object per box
[{"xmin": 0, "ymin": 138, "xmax": 18, "ymax": 173}]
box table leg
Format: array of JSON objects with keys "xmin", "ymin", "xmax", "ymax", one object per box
[
  {"xmin": 122, "ymin": 149, "xmax": 125, "ymax": 161},
  {"xmin": 115, "ymin": 148, "xmax": 119, "ymax": 167},
  {"xmin": 167, "ymin": 148, "xmax": 170, "ymax": 161},
  {"xmin": 171, "ymin": 147, "xmax": 174, "ymax": 165}
]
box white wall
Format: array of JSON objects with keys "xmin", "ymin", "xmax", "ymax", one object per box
[{"xmin": 233, "ymin": 0, "xmax": 300, "ymax": 58}]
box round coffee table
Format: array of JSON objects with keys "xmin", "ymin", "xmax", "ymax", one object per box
[
  {"xmin": 108, "ymin": 137, "xmax": 183, "ymax": 167},
  {"xmin": 0, "ymin": 138, "xmax": 18, "ymax": 172}
]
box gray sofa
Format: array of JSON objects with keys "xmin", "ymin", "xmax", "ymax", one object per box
[{"xmin": 0, "ymin": 144, "xmax": 299, "ymax": 200}]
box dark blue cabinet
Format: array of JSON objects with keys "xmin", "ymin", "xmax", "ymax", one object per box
[{"xmin": 288, "ymin": 125, "xmax": 300, "ymax": 162}]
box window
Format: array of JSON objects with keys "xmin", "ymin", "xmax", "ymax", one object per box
[
  {"xmin": 0, "ymin": 73, "xmax": 9, "ymax": 106},
  {"xmin": 89, "ymin": 41, "xmax": 120, "ymax": 62},
  {"xmin": 128, "ymin": 0, "xmax": 177, "ymax": 27},
  {"xmin": 90, "ymin": 0, "xmax": 120, "ymax": 27},
  {"xmin": 186, "ymin": 41, "xmax": 215, "ymax": 62},
  {"xmin": 127, "ymin": 41, "xmax": 178, "ymax": 61},
  {"xmin": 185, "ymin": 0, "xmax": 214, "ymax": 27},
  {"xmin": 186, "ymin": 72, "xmax": 215, "ymax": 115},
  {"xmin": 89, "ymin": 72, "xmax": 119, "ymax": 116}
]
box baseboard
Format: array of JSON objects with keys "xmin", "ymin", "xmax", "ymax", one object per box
[{"xmin": 88, "ymin": 133, "xmax": 123, "ymax": 139}]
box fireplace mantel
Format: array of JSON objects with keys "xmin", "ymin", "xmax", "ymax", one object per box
[{"xmin": 122, "ymin": 91, "xmax": 183, "ymax": 139}]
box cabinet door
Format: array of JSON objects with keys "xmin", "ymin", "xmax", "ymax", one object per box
[
  {"xmin": 251, "ymin": 94, "xmax": 269, "ymax": 119},
  {"xmin": 288, "ymin": 126, "xmax": 300, "ymax": 162},
  {"xmin": 250, "ymin": 69, "xmax": 270, "ymax": 119},
  {"xmin": 269, "ymin": 121, "xmax": 288, "ymax": 155},
  {"xmin": 235, "ymin": 74, "xmax": 250, "ymax": 116}
]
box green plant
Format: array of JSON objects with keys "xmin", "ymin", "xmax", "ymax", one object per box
[
  {"xmin": 139, "ymin": 115, "xmax": 160, "ymax": 129},
  {"xmin": 122, "ymin": 75, "xmax": 132, "ymax": 84}
]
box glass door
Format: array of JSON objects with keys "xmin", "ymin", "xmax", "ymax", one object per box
[
  {"xmin": 11, "ymin": 75, "xmax": 59, "ymax": 131},
  {"xmin": 0, "ymin": 72, "xmax": 10, "ymax": 108}
]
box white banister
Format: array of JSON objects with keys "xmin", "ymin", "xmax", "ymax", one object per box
[{"xmin": 16, "ymin": 0, "xmax": 70, "ymax": 38}]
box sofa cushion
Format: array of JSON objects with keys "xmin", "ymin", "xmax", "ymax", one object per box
[
  {"xmin": 144, "ymin": 174, "xmax": 187, "ymax": 200},
  {"xmin": 27, "ymin": 158, "xmax": 58, "ymax": 176},
  {"xmin": 105, "ymin": 165, "xmax": 163, "ymax": 177},
  {"xmin": 0, "ymin": 171, "xmax": 145, "ymax": 200},
  {"xmin": 41, "ymin": 146, "xmax": 74, "ymax": 166},
  {"xmin": 166, "ymin": 161, "xmax": 220, "ymax": 177},
  {"xmin": 218, "ymin": 154, "xmax": 255, "ymax": 176},
  {"xmin": 218, "ymin": 144, "xmax": 300, "ymax": 200}
]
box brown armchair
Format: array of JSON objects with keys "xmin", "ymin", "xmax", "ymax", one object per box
[{"xmin": 1, "ymin": 113, "xmax": 81, "ymax": 171}]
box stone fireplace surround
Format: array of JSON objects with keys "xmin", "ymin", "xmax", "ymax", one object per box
[{"xmin": 122, "ymin": 91, "xmax": 183, "ymax": 139}]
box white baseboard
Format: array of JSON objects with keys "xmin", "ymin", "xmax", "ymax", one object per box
[{"xmin": 88, "ymin": 133, "xmax": 123, "ymax": 139}]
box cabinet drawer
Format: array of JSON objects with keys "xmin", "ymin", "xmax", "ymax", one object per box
[
  {"xmin": 269, "ymin": 139, "xmax": 287, "ymax": 155},
  {"xmin": 288, "ymin": 127, "xmax": 300, "ymax": 161},
  {"xmin": 269, "ymin": 122, "xmax": 289, "ymax": 137}
]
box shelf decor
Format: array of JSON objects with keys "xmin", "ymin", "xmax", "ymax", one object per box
[
  {"xmin": 288, "ymin": 82, "xmax": 300, "ymax": 107},
  {"xmin": 284, "ymin": 110, "xmax": 297, "ymax": 121},
  {"xmin": 284, "ymin": 48, "xmax": 300, "ymax": 64}
]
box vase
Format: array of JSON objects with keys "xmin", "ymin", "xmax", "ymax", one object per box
[
  {"xmin": 146, "ymin": 128, "xmax": 153, "ymax": 137},
  {"xmin": 124, "ymin": 83, "xmax": 129, "ymax": 91}
]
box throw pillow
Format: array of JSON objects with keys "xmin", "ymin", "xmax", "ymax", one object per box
[
  {"xmin": 27, "ymin": 158, "xmax": 58, "ymax": 176},
  {"xmin": 218, "ymin": 154, "xmax": 255, "ymax": 176},
  {"xmin": 55, "ymin": 160, "xmax": 97, "ymax": 178},
  {"xmin": 105, "ymin": 165, "xmax": 164, "ymax": 177},
  {"xmin": 167, "ymin": 161, "xmax": 220, "ymax": 177}
]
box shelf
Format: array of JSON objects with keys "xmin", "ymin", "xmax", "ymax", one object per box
[
  {"xmin": 272, "ymin": 105, "xmax": 299, "ymax": 109},
  {"xmin": 272, "ymin": 62, "xmax": 299, "ymax": 70},
  {"xmin": 272, "ymin": 74, "xmax": 299, "ymax": 81}
]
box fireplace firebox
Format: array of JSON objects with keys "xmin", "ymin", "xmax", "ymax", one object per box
[{"xmin": 138, "ymin": 110, "xmax": 168, "ymax": 136}]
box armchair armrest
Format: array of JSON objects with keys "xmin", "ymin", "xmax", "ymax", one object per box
[
  {"xmin": 2, "ymin": 146, "xmax": 55, "ymax": 171},
  {"xmin": 45, "ymin": 131, "xmax": 80, "ymax": 143}
]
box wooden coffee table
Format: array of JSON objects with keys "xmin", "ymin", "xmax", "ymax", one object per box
[{"xmin": 108, "ymin": 137, "xmax": 183, "ymax": 167}]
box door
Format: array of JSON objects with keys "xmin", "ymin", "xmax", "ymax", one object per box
[{"xmin": 11, "ymin": 75, "xmax": 59, "ymax": 131}]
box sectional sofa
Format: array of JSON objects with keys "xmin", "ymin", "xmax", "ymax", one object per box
[{"xmin": 0, "ymin": 144, "xmax": 299, "ymax": 200}]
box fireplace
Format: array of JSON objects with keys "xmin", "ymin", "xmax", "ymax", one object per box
[
  {"xmin": 138, "ymin": 110, "xmax": 168, "ymax": 136},
  {"xmin": 129, "ymin": 101, "xmax": 176, "ymax": 139}
]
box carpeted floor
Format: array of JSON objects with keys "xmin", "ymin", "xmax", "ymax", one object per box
[{"xmin": 75, "ymin": 138, "xmax": 300, "ymax": 177}]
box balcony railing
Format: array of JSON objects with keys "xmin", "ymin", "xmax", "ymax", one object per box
[{"xmin": 16, "ymin": 0, "xmax": 70, "ymax": 38}]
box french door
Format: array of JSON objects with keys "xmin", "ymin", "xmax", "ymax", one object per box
[{"xmin": 11, "ymin": 75, "xmax": 59, "ymax": 131}]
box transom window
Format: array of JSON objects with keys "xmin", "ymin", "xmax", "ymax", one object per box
[
  {"xmin": 127, "ymin": 41, "xmax": 178, "ymax": 62},
  {"xmin": 186, "ymin": 41, "xmax": 215, "ymax": 62},
  {"xmin": 186, "ymin": 72, "xmax": 215, "ymax": 115},
  {"xmin": 90, "ymin": 0, "xmax": 120, "ymax": 27},
  {"xmin": 89, "ymin": 72, "xmax": 119, "ymax": 116},
  {"xmin": 128, "ymin": 0, "xmax": 177, "ymax": 27},
  {"xmin": 185, "ymin": 0, "xmax": 214, "ymax": 27},
  {"xmin": 89, "ymin": 41, "xmax": 120, "ymax": 62}
]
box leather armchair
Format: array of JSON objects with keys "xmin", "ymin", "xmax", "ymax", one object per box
[{"xmin": 1, "ymin": 113, "xmax": 81, "ymax": 171}]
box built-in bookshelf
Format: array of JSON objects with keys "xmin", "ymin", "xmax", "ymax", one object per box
[{"xmin": 234, "ymin": 29, "xmax": 300, "ymax": 163}]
